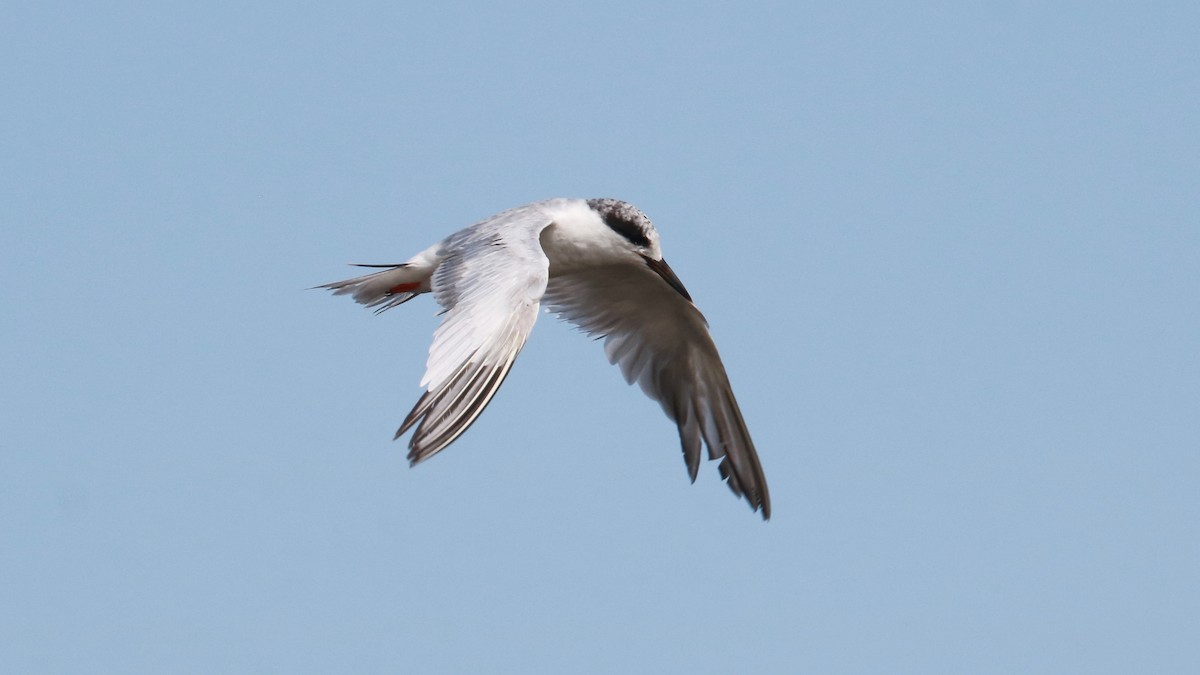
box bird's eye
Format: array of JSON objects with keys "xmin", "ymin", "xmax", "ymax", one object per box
[{"xmin": 600, "ymin": 213, "xmax": 651, "ymax": 248}]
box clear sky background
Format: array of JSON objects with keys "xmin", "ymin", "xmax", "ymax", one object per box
[{"xmin": 3, "ymin": 2, "xmax": 1197, "ymax": 673}]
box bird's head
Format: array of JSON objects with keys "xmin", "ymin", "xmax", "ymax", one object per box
[
  {"xmin": 587, "ymin": 198, "xmax": 660, "ymax": 257},
  {"xmin": 586, "ymin": 198, "xmax": 692, "ymax": 302}
]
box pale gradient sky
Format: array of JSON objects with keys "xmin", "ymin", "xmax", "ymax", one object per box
[{"xmin": 2, "ymin": 2, "xmax": 1197, "ymax": 673}]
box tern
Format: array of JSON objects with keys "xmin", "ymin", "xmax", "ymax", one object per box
[{"xmin": 320, "ymin": 198, "xmax": 770, "ymax": 518}]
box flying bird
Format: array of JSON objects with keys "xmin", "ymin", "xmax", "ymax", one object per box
[{"xmin": 319, "ymin": 198, "xmax": 769, "ymax": 518}]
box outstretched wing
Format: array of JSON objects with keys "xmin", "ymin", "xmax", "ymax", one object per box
[
  {"xmin": 399, "ymin": 206, "xmax": 554, "ymax": 464},
  {"xmin": 543, "ymin": 258, "xmax": 770, "ymax": 519}
]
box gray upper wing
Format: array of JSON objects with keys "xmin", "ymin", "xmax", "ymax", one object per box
[{"xmin": 399, "ymin": 206, "xmax": 554, "ymax": 464}]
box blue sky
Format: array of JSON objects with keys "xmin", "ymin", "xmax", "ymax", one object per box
[{"xmin": 2, "ymin": 2, "xmax": 1197, "ymax": 673}]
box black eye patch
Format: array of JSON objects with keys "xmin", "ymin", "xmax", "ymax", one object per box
[
  {"xmin": 602, "ymin": 213, "xmax": 651, "ymax": 248},
  {"xmin": 588, "ymin": 199, "xmax": 651, "ymax": 248}
]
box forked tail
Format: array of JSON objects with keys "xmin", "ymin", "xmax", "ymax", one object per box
[{"xmin": 316, "ymin": 264, "xmax": 430, "ymax": 313}]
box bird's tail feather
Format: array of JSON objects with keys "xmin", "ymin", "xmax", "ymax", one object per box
[{"xmin": 316, "ymin": 264, "xmax": 429, "ymax": 313}]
